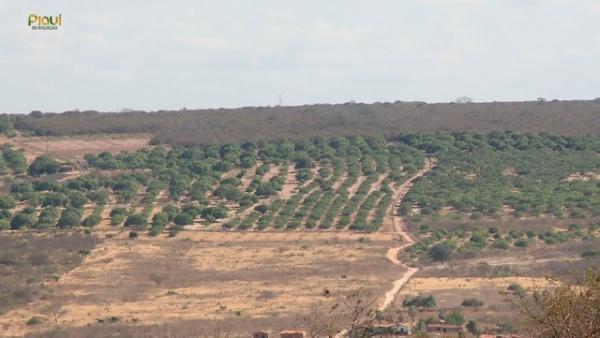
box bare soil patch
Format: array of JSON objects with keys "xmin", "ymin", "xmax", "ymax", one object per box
[
  {"xmin": 1, "ymin": 231, "xmax": 401, "ymax": 337},
  {"xmin": 0, "ymin": 134, "xmax": 151, "ymax": 163}
]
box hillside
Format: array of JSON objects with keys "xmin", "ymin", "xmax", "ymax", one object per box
[
  {"xmin": 12, "ymin": 100, "xmax": 600, "ymax": 145},
  {"xmin": 1, "ymin": 128, "xmax": 599, "ymax": 337}
]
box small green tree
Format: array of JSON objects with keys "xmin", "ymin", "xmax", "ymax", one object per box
[
  {"xmin": 125, "ymin": 214, "xmax": 147, "ymax": 228},
  {"xmin": 69, "ymin": 192, "xmax": 88, "ymax": 208},
  {"xmin": 82, "ymin": 213, "xmax": 102, "ymax": 227},
  {"xmin": 461, "ymin": 298, "xmax": 484, "ymax": 307},
  {"xmin": 403, "ymin": 295, "xmax": 436, "ymax": 308},
  {"xmin": 57, "ymin": 208, "xmax": 82, "ymax": 228},
  {"xmin": 466, "ymin": 320, "xmax": 478, "ymax": 335},
  {"xmin": 36, "ymin": 206, "xmax": 60, "ymax": 228},
  {"xmin": 0, "ymin": 195, "xmax": 16, "ymax": 209},
  {"xmin": 444, "ymin": 310, "xmax": 464, "ymax": 325},
  {"xmin": 152, "ymin": 212, "xmax": 169, "ymax": 228},
  {"xmin": 10, "ymin": 212, "xmax": 36, "ymax": 229},
  {"xmin": 430, "ymin": 242, "xmax": 454, "ymax": 262},
  {"xmin": 28, "ymin": 155, "xmax": 60, "ymax": 176},
  {"xmin": 174, "ymin": 212, "xmax": 194, "ymax": 226}
]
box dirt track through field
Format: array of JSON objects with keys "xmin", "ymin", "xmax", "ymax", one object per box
[
  {"xmin": 378, "ymin": 158, "xmax": 435, "ymax": 310},
  {"xmin": 335, "ymin": 158, "xmax": 435, "ymax": 337}
]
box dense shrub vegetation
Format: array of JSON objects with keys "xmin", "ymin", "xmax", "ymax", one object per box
[
  {"xmin": 0, "ymin": 135, "xmax": 424, "ymax": 233},
  {"xmin": 398, "ymin": 131, "xmax": 600, "ymax": 220},
  {"xmin": 406, "ymin": 221, "xmax": 599, "ymax": 262},
  {"xmin": 3, "ymin": 131, "xmax": 600, "ymax": 236},
  {"xmin": 13, "ymin": 100, "xmax": 600, "ymax": 144}
]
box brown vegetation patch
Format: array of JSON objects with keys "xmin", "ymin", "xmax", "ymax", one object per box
[
  {"xmin": 15, "ymin": 100, "xmax": 600, "ymax": 145},
  {"xmin": 1, "ymin": 231, "xmax": 401, "ymax": 337},
  {"xmin": 0, "ymin": 232, "xmax": 100, "ymax": 327},
  {"xmin": 0, "ymin": 133, "xmax": 151, "ymax": 163},
  {"xmin": 389, "ymin": 277, "xmax": 557, "ymax": 331}
]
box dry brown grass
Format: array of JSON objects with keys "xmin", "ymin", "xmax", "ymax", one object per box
[
  {"xmin": 17, "ymin": 100, "xmax": 600, "ymax": 145},
  {"xmin": 388, "ymin": 276, "xmax": 557, "ymax": 331},
  {"xmin": 1, "ymin": 231, "xmax": 402, "ymax": 337},
  {"xmin": 0, "ymin": 133, "xmax": 151, "ymax": 163}
]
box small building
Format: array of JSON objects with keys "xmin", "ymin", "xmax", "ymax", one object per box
[
  {"xmin": 280, "ymin": 330, "xmax": 305, "ymax": 338},
  {"xmin": 350, "ymin": 323, "xmax": 411, "ymax": 337},
  {"xmin": 426, "ymin": 323, "xmax": 464, "ymax": 335},
  {"xmin": 59, "ymin": 164, "xmax": 76, "ymax": 173},
  {"xmin": 367, "ymin": 323, "xmax": 411, "ymax": 337},
  {"xmin": 253, "ymin": 331, "xmax": 269, "ymax": 338}
]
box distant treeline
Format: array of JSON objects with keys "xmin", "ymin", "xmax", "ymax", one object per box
[{"xmin": 12, "ymin": 100, "xmax": 600, "ymax": 145}]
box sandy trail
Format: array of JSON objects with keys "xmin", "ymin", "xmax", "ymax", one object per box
[
  {"xmin": 239, "ymin": 164, "xmax": 258, "ymax": 191},
  {"xmin": 335, "ymin": 158, "xmax": 435, "ymax": 337},
  {"xmin": 261, "ymin": 164, "xmax": 279, "ymax": 182},
  {"xmin": 57, "ymin": 170, "xmax": 88, "ymax": 182},
  {"xmin": 377, "ymin": 158, "xmax": 435, "ymax": 310}
]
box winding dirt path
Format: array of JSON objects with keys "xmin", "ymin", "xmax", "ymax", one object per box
[
  {"xmin": 335, "ymin": 158, "xmax": 435, "ymax": 337},
  {"xmin": 378, "ymin": 157, "xmax": 436, "ymax": 310}
]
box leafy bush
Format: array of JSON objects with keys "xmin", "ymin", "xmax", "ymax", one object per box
[
  {"xmin": 582, "ymin": 250, "xmax": 600, "ymax": 258},
  {"xmin": 28, "ymin": 155, "xmax": 60, "ymax": 176},
  {"xmin": 0, "ymin": 195, "xmax": 16, "ymax": 210},
  {"xmin": 254, "ymin": 204, "xmax": 268, "ymax": 214},
  {"xmin": 57, "ymin": 208, "xmax": 82, "ymax": 228},
  {"xmin": 0, "ymin": 219, "xmax": 9, "ymax": 230},
  {"xmin": 461, "ymin": 297, "xmax": 484, "ymax": 307},
  {"xmin": 10, "ymin": 212, "xmax": 36, "ymax": 229},
  {"xmin": 27, "ymin": 316, "xmax": 45, "ymax": 325},
  {"xmin": 124, "ymin": 214, "xmax": 147, "ymax": 228},
  {"xmin": 443, "ymin": 310, "xmax": 464, "ymax": 325},
  {"xmin": 82, "ymin": 213, "xmax": 102, "ymax": 227},
  {"xmin": 403, "ymin": 295, "xmax": 436, "ymax": 308},
  {"xmin": 492, "ymin": 239, "xmax": 510, "ymax": 250},
  {"xmin": 36, "ymin": 206, "xmax": 60, "ymax": 228},
  {"xmin": 508, "ymin": 283, "xmax": 526, "ymax": 297},
  {"xmin": 430, "ymin": 242, "xmax": 454, "ymax": 262},
  {"xmin": 174, "ymin": 212, "xmax": 194, "ymax": 226},
  {"xmin": 514, "ymin": 239, "xmax": 529, "ymax": 248}
]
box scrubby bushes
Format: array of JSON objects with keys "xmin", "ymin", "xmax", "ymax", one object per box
[
  {"xmin": 82, "ymin": 208, "xmax": 103, "ymax": 227},
  {"xmin": 2, "ymin": 145, "xmax": 27, "ymax": 174},
  {"xmin": 28, "ymin": 155, "xmax": 60, "ymax": 176},
  {"xmin": 110, "ymin": 207, "xmax": 128, "ymax": 226},
  {"xmin": 57, "ymin": 208, "xmax": 82, "ymax": 228},
  {"xmin": 36, "ymin": 207, "xmax": 60, "ymax": 228},
  {"xmin": 4, "ymin": 131, "xmax": 600, "ymax": 237},
  {"xmin": 125, "ymin": 213, "xmax": 147, "ymax": 228},
  {"xmin": 461, "ymin": 297, "xmax": 484, "ymax": 307},
  {"xmin": 403, "ymin": 295, "xmax": 436, "ymax": 308},
  {"xmin": 430, "ymin": 242, "xmax": 454, "ymax": 262}
]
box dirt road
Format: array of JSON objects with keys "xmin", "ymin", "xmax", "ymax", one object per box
[
  {"xmin": 378, "ymin": 157, "xmax": 435, "ymax": 310},
  {"xmin": 335, "ymin": 158, "xmax": 435, "ymax": 337}
]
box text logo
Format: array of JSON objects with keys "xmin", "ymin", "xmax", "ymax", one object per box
[{"xmin": 28, "ymin": 14, "xmax": 62, "ymax": 30}]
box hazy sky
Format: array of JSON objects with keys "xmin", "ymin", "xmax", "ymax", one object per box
[{"xmin": 1, "ymin": 0, "xmax": 600, "ymax": 113}]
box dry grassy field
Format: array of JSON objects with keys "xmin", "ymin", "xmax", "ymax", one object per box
[
  {"xmin": 387, "ymin": 276, "xmax": 557, "ymax": 332},
  {"xmin": 0, "ymin": 133, "xmax": 151, "ymax": 163},
  {"xmin": 1, "ymin": 131, "xmax": 597, "ymax": 337},
  {"xmin": 1, "ymin": 231, "xmax": 402, "ymax": 337}
]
